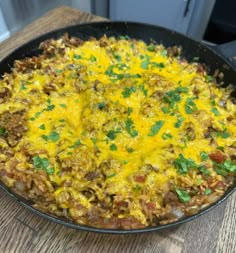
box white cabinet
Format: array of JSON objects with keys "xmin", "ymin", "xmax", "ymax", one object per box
[{"xmin": 110, "ymin": 0, "xmax": 215, "ymax": 40}]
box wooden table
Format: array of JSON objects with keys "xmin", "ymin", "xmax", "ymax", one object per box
[{"xmin": 0, "ymin": 6, "xmax": 235, "ymax": 253}]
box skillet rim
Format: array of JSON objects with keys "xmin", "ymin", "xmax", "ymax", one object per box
[{"xmin": 0, "ymin": 20, "xmax": 235, "ymax": 234}]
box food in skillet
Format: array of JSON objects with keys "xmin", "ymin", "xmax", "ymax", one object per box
[{"xmin": 0, "ymin": 34, "xmax": 235, "ymax": 229}]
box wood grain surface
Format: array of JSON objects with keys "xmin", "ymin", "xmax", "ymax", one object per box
[{"xmin": 0, "ymin": 6, "xmax": 235, "ymax": 253}]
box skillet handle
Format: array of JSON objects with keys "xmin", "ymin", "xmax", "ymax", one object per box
[{"xmin": 211, "ymin": 40, "xmax": 236, "ymax": 68}]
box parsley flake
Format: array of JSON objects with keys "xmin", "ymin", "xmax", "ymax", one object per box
[
  {"xmin": 41, "ymin": 131, "xmax": 60, "ymax": 142},
  {"xmin": 148, "ymin": 120, "xmax": 164, "ymax": 137},
  {"xmin": 110, "ymin": 144, "xmax": 117, "ymax": 151},
  {"xmin": 175, "ymin": 187, "xmax": 191, "ymax": 203},
  {"xmin": 125, "ymin": 118, "xmax": 138, "ymax": 138},
  {"xmin": 39, "ymin": 124, "xmax": 46, "ymax": 130}
]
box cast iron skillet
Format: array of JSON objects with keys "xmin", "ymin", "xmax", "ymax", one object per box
[{"xmin": 0, "ymin": 21, "xmax": 236, "ymax": 234}]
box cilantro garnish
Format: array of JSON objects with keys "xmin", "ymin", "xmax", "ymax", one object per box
[
  {"xmin": 0, "ymin": 126, "xmax": 6, "ymax": 136},
  {"xmin": 148, "ymin": 120, "xmax": 164, "ymax": 137},
  {"xmin": 126, "ymin": 146, "xmax": 134, "ymax": 153},
  {"xmin": 200, "ymin": 151, "xmax": 208, "ymax": 161},
  {"xmin": 213, "ymin": 160, "xmax": 236, "ymax": 176},
  {"xmin": 110, "ymin": 144, "xmax": 117, "ymax": 151},
  {"xmin": 174, "ymin": 154, "xmax": 197, "ymax": 174},
  {"xmin": 97, "ymin": 102, "xmax": 106, "ymax": 110},
  {"xmin": 185, "ymin": 98, "xmax": 198, "ymax": 114},
  {"xmin": 32, "ymin": 155, "xmax": 54, "ymax": 175},
  {"xmin": 211, "ymin": 107, "xmax": 220, "ymax": 116},
  {"xmin": 122, "ymin": 86, "xmax": 136, "ymax": 98},
  {"xmin": 198, "ymin": 165, "xmax": 210, "ymax": 175},
  {"xmin": 69, "ymin": 140, "xmax": 81, "ymax": 148},
  {"xmin": 139, "ymin": 85, "xmax": 148, "ymax": 97},
  {"xmin": 107, "ymin": 173, "xmax": 116, "ymax": 178},
  {"xmin": 90, "ymin": 55, "xmax": 97, "ymax": 62},
  {"xmin": 41, "ymin": 131, "xmax": 60, "ymax": 142},
  {"xmin": 216, "ymin": 130, "xmax": 230, "ymax": 139},
  {"xmin": 39, "ymin": 124, "xmax": 46, "ymax": 130},
  {"xmin": 205, "ymin": 188, "xmax": 212, "ymax": 195},
  {"xmin": 147, "ymin": 44, "xmax": 156, "ymax": 52},
  {"xmin": 175, "ymin": 187, "xmax": 191, "ymax": 203},
  {"xmin": 73, "ymin": 54, "xmax": 82, "ymax": 59},
  {"xmin": 107, "ymin": 130, "xmax": 117, "ymax": 140},
  {"xmin": 174, "ymin": 115, "xmax": 185, "ymax": 128},
  {"xmin": 162, "ymin": 133, "xmax": 173, "ymax": 140},
  {"xmin": 125, "ymin": 118, "xmax": 138, "ymax": 138},
  {"xmin": 205, "ymin": 75, "xmax": 213, "ymax": 82},
  {"xmin": 163, "ymin": 87, "xmax": 188, "ymax": 111},
  {"xmin": 60, "ymin": 104, "xmax": 67, "ymax": 108}
]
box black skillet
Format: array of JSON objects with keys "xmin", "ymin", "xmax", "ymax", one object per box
[{"xmin": 0, "ymin": 21, "xmax": 235, "ymax": 234}]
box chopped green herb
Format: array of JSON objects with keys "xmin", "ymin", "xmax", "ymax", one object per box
[
  {"xmin": 216, "ymin": 146, "xmax": 224, "ymax": 152},
  {"xmin": 0, "ymin": 126, "xmax": 6, "ymax": 136},
  {"xmin": 205, "ymin": 188, "xmax": 212, "ymax": 195},
  {"xmin": 32, "ymin": 155, "xmax": 54, "ymax": 175},
  {"xmin": 39, "ymin": 124, "xmax": 46, "ymax": 130},
  {"xmin": 67, "ymin": 152, "xmax": 73, "ymax": 156},
  {"xmin": 125, "ymin": 118, "xmax": 138, "ymax": 138},
  {"xmin": 41, "ymin": 131, "xmax": 60, "ymax": 142},
  {"xmin": 162, "ymin": 107, "xmax": 170, "ymax": 114},
  {"xmin": 134, "ymin": 184, "xmax": 141, "ymax": 192},
  {"xmin": 205, "ymin": 75, "xmax": 213, "ymax": 82},
  {"xmin": 147, "ymin": 44, "xmax": 156, "ymax": 51},
  {"xmin": 160, "ymin": 50, "xmax": 167, "ymax": 57},
  {"xmin": 211, "ymin": 107, "xmax": 220, "ymax": 116},
  {"xmin": 151, "ymin": 62, "xmax": 165, "ymax": 68},
  {"xmin": 210, "ymin": 98, "xmax": 216, "ymax": 106},
  {"xmin": 107, "ymin": 130, "xmax": 117, "ymax": 140},
  {"xmin": 119, "ymin": 35, "xmax": 130, "ymax": 40},
  {"xmin": 20, "ymin": 84, "xmax": 27, "ymax": 90},
  {"xmin": 107, "ymin": 173, "xmax": 116, "ymax": 178},
  {"xmin": 213, "ymin": 160, "xmax": 236, "ymax": 176},
  {"xmin": 59, "ymin": 119, "xmax": 65, "ymax": 123},
  {"xmin": 185, "ymin": 98, "xmax": 198, "ymax": 114},
  {"xmin": 141, "ymin": 60, "xmax": 149, "ymax": 69},
  {"xmin": 110, "ymin": 144, "xmax": 117, "ymax": 151},
  {"xmin": 45, "ymin": 167, "xmax": 55, "ymax": 175},
  {"xmin": 46, "ymin": 104, "xmax": 55, "ymax": 111},
  {"xmin": 90, "ymin": 55, "xmax": 97, "ymax": 62},
  {"xmin": 126, "ymin": 146, "xmax": 134, "ymax": 153},
  {"xmin": 127, "ymin": 107, "xmax": 133, "ymax": 115},
  {"xmin": 216, "ymin": 130, "xmax": 230, "ymax": 139},
  {"xmin": 163, "ymin": 87, "xmax": 188, "ymax": 111},
  {"xmin": 69, "ymin": 140, "xmax": 81, "ymax": 148},
  {"xmin": 55, "ymin": 69, "xmax": 63, "ymax": 74},
  {"xmin": 114, "ymin": 54, "xmax": 121, "ymax": 61},
  {"xmin": 74, "ymin": 99, "xmax": 79, "ymax": 103},
  {"xmin": 60, "ymin": 104, "xmax": 67, "ymax": 108},
  {"xmin": 73, "ymin": 54, "xmax": 82, "ymax": 59},
  {"xmin": 175, "ymin": 116, "xmax": 185, "ymax": 128},
  {"xmin": 198, "ymin": 165, "xmax": 210, "ymax": 175},
  {"xmin": 200, "ymin": 151, "xmax": 208, "ymax": 161},
  {"xmin": 139, "ymin": 85, "xmax": 148, "ymax": 97},
  {"xmin": 175, "ymin": 187, "xmax": 191, "ymax": 203},
  {"xmin": 174, "ymin": 154, "xmax": 197, "ymax": 174},
  {"xmin": 123, "ymin": 160, "xmax": 128, "ymax": 164},
  {"xmin": 162, "ymin": 133, "xmax": 173, "ymax": 140},
  {"xmin": 148, "ymin": 120, "xmax": 164, "ymax": 137},
  {"xmin": 97, "ymin": 102, "xmax": 106, "ymax": 110},
  {"xmin": 122, "ymin": 86, "xmax": 137, "ymax": 98}
]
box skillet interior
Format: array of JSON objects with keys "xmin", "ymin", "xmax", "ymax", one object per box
[{"xmin": 0, "ymin": 21, "xmax": 235, "ymax": 234}]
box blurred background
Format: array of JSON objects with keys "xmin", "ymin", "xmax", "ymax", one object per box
[{"xmin": 0, "ymin": 0, "xmax": 236, "ymax": 45}]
